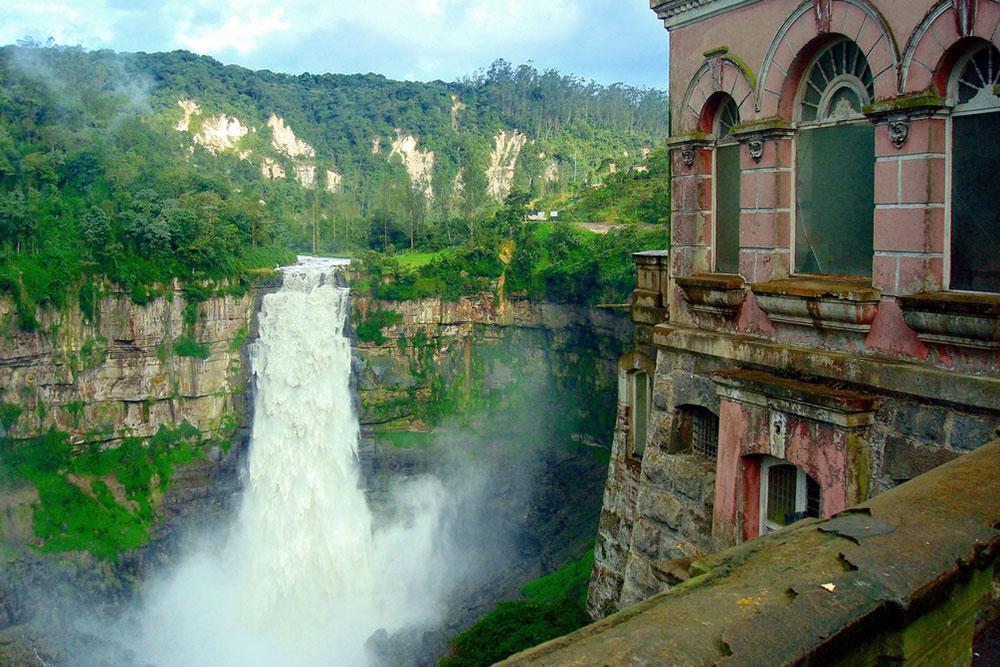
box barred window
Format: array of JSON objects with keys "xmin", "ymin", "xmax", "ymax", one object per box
[
  {"xmin": 675, "ymin": 405, "xmax": 719, "ymax": 461},
  {"xmin": 760, "ymin": 456, "xmax": 822, "ymax": 533}
]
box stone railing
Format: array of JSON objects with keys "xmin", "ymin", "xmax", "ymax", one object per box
[{"xmin": 503, "ymin": 439, "xmax": 1000, "ymax": 665}]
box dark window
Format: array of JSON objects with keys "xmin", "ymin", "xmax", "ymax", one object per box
[
  {"xmin": 675, "ymin": 405, "xmax": 719, "ymax": 460},
  {"xmin": 762, "ymin": 458, "xmax": 822, "ymax": 532},
  {"xmin": 631, "ymin": 372, "xmax": 649, "ymax": 459},
  {"xmin": 806, "ymin": 475, "xmax": 822, "ymax": 518},
  {"xmin": 795, "ymin": 124, "xmax": 875, "ymax": 276},
  {"xmin": 795, "ymin": 39, "xmax": 875, "ymax": 277},
  {"xmin": 766, "ymin": 463, "xmax": 798, "ymax": 526},
  {"xmin": 951, "ymin": 44, "xmax": 1000, "ymax": 292},
  {"xmin": 716, "ymin": 144, "xmax": 741, "ymax": 274}
]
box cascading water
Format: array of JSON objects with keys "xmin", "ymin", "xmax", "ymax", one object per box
[{"xmin": 131, "ymin": 257, "xmax": 451, "ymax": 666}]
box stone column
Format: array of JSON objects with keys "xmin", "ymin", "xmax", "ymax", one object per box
[
  {"xmin": 732, "ymin": 126, "xmax": 796, "ymax": 284},
  {"xmin": 870, "ymin": 111, "xmax": 948, "ymax": 296}
]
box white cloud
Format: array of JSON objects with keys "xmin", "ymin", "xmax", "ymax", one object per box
[
  {"xmin": 0, "ymin": 0, "xmax": 666, "ymax": 87},
  {"xmin": 0, "ymin": 1, "xmax": 117, "ymax": 47},
  {"xmin": 175, "ymin": 2, "xmax": 290, "ymax": 55}
]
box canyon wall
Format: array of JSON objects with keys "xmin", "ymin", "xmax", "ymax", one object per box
[{"xmin": 0, "ymin": 278, "xmax": 275, "ymax": 636}]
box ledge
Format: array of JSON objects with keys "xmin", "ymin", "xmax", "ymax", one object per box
[
  {"xmin": 505, "ymin": 441, "xmax": 1000, "ymax": 666},
  {"xmin": 651, "ymin": 324, "xmax": 1000, "ymax": 411},
  {"xmin": 713, "ymin": 368, "xmax": 880, "ymax": 427},
  {"xmin": 676, "ymin": 273, "xmax": 746, "ymax": 317},
  {"xmin": 896, "ymin": 291, "xmax": 1000, "ymax": 350},
  {"xmin": 752, "ymin": 277, "xmax": 881, "ymax": 333}
]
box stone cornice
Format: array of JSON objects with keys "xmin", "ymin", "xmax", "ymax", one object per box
[{"xmin": 650, "ymin": 0, "xmax": 759, "ymax": 29}]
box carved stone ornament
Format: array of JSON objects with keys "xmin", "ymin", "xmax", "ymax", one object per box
[
  {"xmin": 814, "ymin": 0, "xmax": 832, "ymax": 33},
  {"xmin": 681, "ymin": 148, "xmax": 696, "ymax": 169},
  {"xmin": 748, "ymin": 138, "xmax": 764, "ymax": 163},
  {"xmin": 888, "ymin": 119, "xmax": 910, "ymax": 150},
  {"xmin": 952, "ymin": 0, "xmax": 977, "ymax": 37}
]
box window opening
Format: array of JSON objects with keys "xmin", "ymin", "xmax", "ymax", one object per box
[
  {"xmin": 675, "ymin": 405, "xmax": 719, "ymax": 460},
  {"xmin": 951, "ymin": 43, "xmax": 1000, "ymax": 292},
  {"xmin": 955, "ymin": 44, "xmax": 1000, "ymax": 108},
  {"xmin": 716, "ymin": 97, "xmax": 740, "ymax": 140},
  {"xmin": 715, "ymin": 96, "xmax": 741, "ymax": 274},
  {"xmin": 760, "ymin": 456, "xmax": 821, "ymax": 533},
  {"xmin": 794, "ymin": 39, "xmax": 875, "ymax": 276},
  {"xmin": 799, "ymin": 40, "xmax": 874, "ymax": 123},
  {"xmin": 631, "ymin": 371, "xmax": 650, "ymax": 459}
]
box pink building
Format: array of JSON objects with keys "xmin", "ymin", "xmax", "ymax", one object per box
[{"xmin": 589, "ymin": 0, "xmax": 999, "ymax": 618}]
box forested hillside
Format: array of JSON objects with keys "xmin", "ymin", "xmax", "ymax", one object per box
[{"xmin": 0, "ymin": 43, "xmax": 666, "ymax": 294}]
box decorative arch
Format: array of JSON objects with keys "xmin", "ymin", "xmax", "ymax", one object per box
[
  {"xmin": 679, "ymin": 53, "xmax": 756, "ymax": 133},
  {"xmin": 756, "ymin": 0, "xmax": 900, "ymax": 119},
  {"xmin": 900, "ymin": 1, "xmax": 1000, "ymax": 94}
]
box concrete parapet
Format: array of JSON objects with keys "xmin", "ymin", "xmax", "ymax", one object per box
[{"xmin": 504, "ymin": 439, "xmax": 1000, "ymax": 666}]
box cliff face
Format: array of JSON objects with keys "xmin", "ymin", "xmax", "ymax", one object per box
[
  {"xmin": 0, "ymin": 281, "xmax": 270, "ymax": 632},
  {"xmin": 352, "ymin": 292, "xmax": 631, "ymax": 655}
]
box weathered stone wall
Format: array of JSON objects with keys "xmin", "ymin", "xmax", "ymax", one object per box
[
  {"xmin": 590, "ymin": 333, "xmax": 1000, "ymax": 617},
  {"xmin": 0, "ymin": 279, "xmax": 274, "ymax": 633},
  {"xmin": 353, "ymin": 292, "xmax": 632, "ymax": 642}
]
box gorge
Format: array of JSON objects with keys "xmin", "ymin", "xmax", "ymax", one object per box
[{"xmin": 0, "ymin": 255, "xmax": 631, "ymax": 665}]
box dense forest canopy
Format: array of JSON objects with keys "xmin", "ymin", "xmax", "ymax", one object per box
[{"xmin": 0, "ymin": 42, "xmax": 669, "ymax": 324}]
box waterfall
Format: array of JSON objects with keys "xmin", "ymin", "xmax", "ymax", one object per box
[{"xmin": 130, "ymin": 257, "xmax": 449, "ymax": 666}]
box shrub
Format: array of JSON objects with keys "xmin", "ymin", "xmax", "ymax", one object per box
[{"xmin": 173, "ymin": 336, "xmax": 210, "ymax": 359}]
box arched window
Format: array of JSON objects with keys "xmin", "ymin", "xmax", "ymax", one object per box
[
  {"xmin": 714, "ymin": 96, "xmax": 741, "ymax": 274},
  {"xmin": 794, "ymin": 39, "xmax": 875, "ymax": 277},
  {"xmin": 759, "ymin": 456, "xmax": 821, "ymax": 533},
  {"xmin": 950, "ymin": 43, "xmax": 1000, "ymax": 292},
  {"xmin": 674, "ymin": 405, "xmax": 719, "ymax": 461},
  {"xmin": 798, "ymin": 40, "xmax": 874, "ymax": 122}
]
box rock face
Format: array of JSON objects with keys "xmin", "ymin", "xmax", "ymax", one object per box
[
  {"xmin": 0, "ymin": 279, "xmax": 272, "ymax": 635},
  {"xmin": 389, "ymin": 130, "xmax": 435, "ymax": 200},
  {"xmin": 193, "ymin": 114, "xmax": 251, "ymax": 155},
  {"xmin": 267, "ymin": 114, "xmax": 315, "ymax": 158},
  {"xmin": 487, "ymin": 130, "xmax": 527, "ymax": 202},
  {"xmin": 352, "ymin": 291, "xmax": 632, "ymax": 660}
]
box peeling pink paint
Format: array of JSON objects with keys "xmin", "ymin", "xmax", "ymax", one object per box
[{"xmin": 865, "ymin": 300, "xmax": 929, "ymax": 359}]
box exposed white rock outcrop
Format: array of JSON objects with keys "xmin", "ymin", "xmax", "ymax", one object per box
[
  {"xmin": 372, "ymin": 136, "xmax": 382, "ymax": 155},
  {"xmin": 326, "ymin": 170, "xmax": 343, "ymax": 193},
  {"xmin": 268, "ymin": 115, "xmax": 316, "ymax": 158},
  {"xmin": 195, "ymin": 115, "xmax": 251, "ymax": 154},
  {"xmin": 261, "ymin": 157, "xmax": 286, "ymax": 180},
  {"xmin": 486, "ymin": 130, "xmax": 527, "ymax": 202},
  {"xmin": 389, "ymin": 130, "xmax": 435, "ymax": 200},
  {"xmin": 174, "ymin": 99, "xmax": 251, "ymax": 155},
  {"xmin": 175, "ymin": 99, "xmax": 201, "ymax": 131},
  {"xmin": 294, "ymin": 164, "xmax": 316, "ymax": 189}
]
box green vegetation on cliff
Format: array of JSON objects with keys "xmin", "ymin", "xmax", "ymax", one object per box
[
  {"xmin": 441, "ymin": 551, "xmax": 594, "ymax": 666},
  {"xmin": 0, "ymin": 421, "xmax": 232, "ymax": 561},
  {"xmin": 548, "ymin": 146, "xmax": 672, "ymax": 225},
  {"xmin": 356, "ymin": 216, "xmax": 669, "ymax": 307}
]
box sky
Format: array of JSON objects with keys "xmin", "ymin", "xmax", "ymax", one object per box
[{"xmin": 0, "ymin": 0, "xmax": 669, "ymax": 89}]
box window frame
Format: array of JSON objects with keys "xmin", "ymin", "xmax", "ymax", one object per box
[
  {"xmin": 790, "ymin": 38, "xmax": 876, "ymax": 279},
  {"xmin": 945, "ymin": 43, "xmax": 1000, "ymax": 294},
  {"xmin": 712, "ymin": 96, "xmax": 742, "ymax": 274},
  {"xmin": 759, "ymin": 455, "xmax": 820, "ymax": 534},
  {"xmin": 626, "ymin": 370, "xmax": 651, "ymax": 460}
]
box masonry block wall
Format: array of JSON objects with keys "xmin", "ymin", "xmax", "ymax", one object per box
[{"xmin": 589, "ymin": 0, "xmax": 1000, "ymax": 620}]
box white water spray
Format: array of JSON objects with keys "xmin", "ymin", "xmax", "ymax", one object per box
[{"xmin": 131, "ymin": 257, "xmax": 452, "ymax": 666}]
